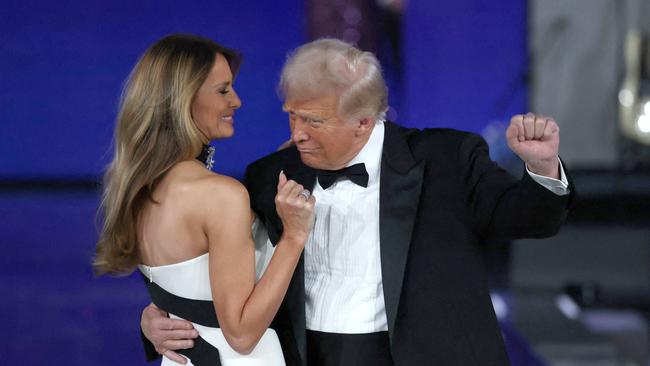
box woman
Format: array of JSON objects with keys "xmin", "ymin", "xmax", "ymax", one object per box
[{"xmin": 94, "ymin": 34, "xmax": 315, "ymax": 366}]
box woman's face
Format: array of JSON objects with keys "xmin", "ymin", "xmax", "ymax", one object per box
[{"xmin": 191, "ymin": 53, "xmax": 241, "ymax": 140}]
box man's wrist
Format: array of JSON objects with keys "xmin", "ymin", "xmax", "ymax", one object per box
[{"xmin": 527, "ymin": 157, "xmax": 560, "ymax": 179}]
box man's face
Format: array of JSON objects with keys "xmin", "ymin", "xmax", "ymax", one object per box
[{"xmin": 283, "ymin": 94, "xmax": 360, "ymax": 170}]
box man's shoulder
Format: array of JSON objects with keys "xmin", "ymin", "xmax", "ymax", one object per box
[
  {"xmin": 246, "ymin": 146, "xmax": 299, "ymax": 172},
  {"xmin": 387, "ymin": 121, "xmax": 484, "ymax": 152},
  {"xmin": 243, "ymin": 146, "xmax": 300, "ymax": 193}
]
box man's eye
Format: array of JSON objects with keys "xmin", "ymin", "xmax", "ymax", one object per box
[{"xmin": 219, "ymin": 90, "xmax": 229, "ymax": 95}]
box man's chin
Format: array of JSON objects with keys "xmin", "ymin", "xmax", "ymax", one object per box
[{"xmin": 298, "ymin": 153, "xmax": 325, "ymax": 169}]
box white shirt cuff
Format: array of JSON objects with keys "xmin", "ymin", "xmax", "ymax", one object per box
[{"xmin": 526, "ymin": 157, "xmax": 570, "ymax": 196}]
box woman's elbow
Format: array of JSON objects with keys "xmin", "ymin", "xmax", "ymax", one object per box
[{"xmin": 224, "ymin": 333, "xmax": 258, "ymax": 355}]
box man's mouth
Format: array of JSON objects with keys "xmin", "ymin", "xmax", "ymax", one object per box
[{"xmin": 297, "ymin": 147, "xmax": 318, "ymax": 153}]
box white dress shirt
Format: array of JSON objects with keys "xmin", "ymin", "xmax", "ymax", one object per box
[{"xmin": 304, "ymin": 120, "xmax": 387, "ymax": 333}]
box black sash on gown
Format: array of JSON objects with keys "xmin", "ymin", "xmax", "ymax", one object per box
[{"xmin": 141, "ymin": 273, "xmax": 222, "ymax": 366}]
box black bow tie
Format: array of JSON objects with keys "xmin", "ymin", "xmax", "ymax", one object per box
[{"xmin": 317, "ymin": 163, "xmax": 369, "ymax": 189}]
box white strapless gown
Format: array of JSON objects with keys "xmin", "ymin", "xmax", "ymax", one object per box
[{"xmin": 138, "ymin": 220, "xmax": 283, "ymax": 366}]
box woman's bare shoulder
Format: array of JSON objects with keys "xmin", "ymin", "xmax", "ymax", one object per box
[
  {"xmin": 199, "ymin": 173, "xmax": 248, "ymax": 201},
  {"xmin": 160, "ymin": 161, "xmax": 249, "ymax": 214},
  {"xmin": 187, "ymin": 171, "xmax": 249, "ymax": 212}
]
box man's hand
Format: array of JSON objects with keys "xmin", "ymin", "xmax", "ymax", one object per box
[
  {"xmin": 141, "ymin": 303, "xmax": 198, "ymax": 365},
  {"xmin": 506, "ymin": 112, "xmax": 560, "ymax": 179}
]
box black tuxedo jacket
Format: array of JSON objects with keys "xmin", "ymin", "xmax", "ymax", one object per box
[{"xmin": 243, "ymin": 121, "xmax": 574, "ymax": 366}]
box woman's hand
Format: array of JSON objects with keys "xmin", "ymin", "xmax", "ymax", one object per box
[{"xmin": 274, "ymin": 171, "xmax": 315, "ymax": 246}]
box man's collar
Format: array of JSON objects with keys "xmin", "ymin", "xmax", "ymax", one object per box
[
  {"xmin": 345, "ymin": 119, "xmax": 385, "ymax": 183},
  {"xmin": 381, "ymin": 120, "xmax": 418, "ymax": 174}
]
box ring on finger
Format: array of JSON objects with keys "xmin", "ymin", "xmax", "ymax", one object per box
[{"xmin": 299, "ymin": 189, "xmax": 311, "ymax": 200}]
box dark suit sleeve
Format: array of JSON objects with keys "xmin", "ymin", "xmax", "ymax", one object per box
[
  {"xmin": 458, "ymin": 133, "xmax": 574, "ymax": 240},
  {"xmin": 244, "ymin": 162, "xmax": 284, "ymax": 245},
  {"xmin": 243, "ymin": 165, "xmax": 259, "ymax": 211}
]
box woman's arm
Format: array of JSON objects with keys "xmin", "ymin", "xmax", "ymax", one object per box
[{"xmin": 205, "ymin": 171, "xmax": 313, "ymax": 354}]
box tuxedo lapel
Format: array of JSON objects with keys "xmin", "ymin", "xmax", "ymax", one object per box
[{"xmin": 379, "ymin": 122, "xmax": 424, "ymax": 342}]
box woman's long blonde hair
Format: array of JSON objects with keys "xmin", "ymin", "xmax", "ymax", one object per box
[{"xmin": 94, "ymin": 34, "xmax": 240, "ymax": 276}]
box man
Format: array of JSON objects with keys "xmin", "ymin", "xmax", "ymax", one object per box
[{"xmin": 141, "ymin": 39, "xmax": 573, "ymax": 365}]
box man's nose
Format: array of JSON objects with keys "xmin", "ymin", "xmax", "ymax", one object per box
[{"xmin": 291, "ymin": 119, "xmax": 308, "ymax": 143}]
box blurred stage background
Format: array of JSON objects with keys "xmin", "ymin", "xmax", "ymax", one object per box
[{"xmin": 1, "ymin": 0, "xmax": 650, "ymax": 365}]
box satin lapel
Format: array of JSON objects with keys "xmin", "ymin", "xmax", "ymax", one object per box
[
  {"xmin": 281, "ymin": 150, "xmax": 316, "ymax": 365},
  {"xmin": 380, "ymin": 122, "xmax": 424, "ymax": 342}
]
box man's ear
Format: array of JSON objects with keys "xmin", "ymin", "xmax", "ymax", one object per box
[{"xmin": 355, "ymin": 117, "xmax": 374, "ymax": 136}]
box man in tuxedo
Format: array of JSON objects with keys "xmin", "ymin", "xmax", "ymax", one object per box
[{"xmin": 141, "ymin": 39, "xmax": 573, "ymax": 365}]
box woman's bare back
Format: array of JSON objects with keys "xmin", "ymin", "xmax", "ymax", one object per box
[{"xmin": 138, "ymin": 159, "xmax": 250, "ymax": 267}]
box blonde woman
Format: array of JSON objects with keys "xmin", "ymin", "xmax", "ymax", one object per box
[{"xmin": 94, "ymin": 34, "xmax": 315, "ymax": 366}]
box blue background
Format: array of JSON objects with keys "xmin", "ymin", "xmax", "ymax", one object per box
[
  {"xmin": 0, "ymin": 0, "xmax": 306, "ymax": 179},
  {"xmin": 0, "ymin": 0, "xmax": 525, "ymax": 180}
]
